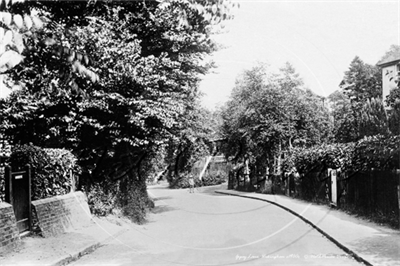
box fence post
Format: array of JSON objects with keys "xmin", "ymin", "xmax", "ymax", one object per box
[
  {"xmin": 395, "ymin": 169, "xmax": 400, "ymax": 209},
  {"xmin": 26, "ymin": 164, "xmax": 32, "ymax": 232},
  {"xmin": 4, "ymin": 165, "xmax": 12, "ymax": 204},
  {"xmin": 70, "ymin": 169, "xmax": 75, "ymax": 193}
]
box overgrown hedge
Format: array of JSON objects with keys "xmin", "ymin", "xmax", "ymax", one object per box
[
  {"xmin": 280, "ymin": 135, "xmax": 400, "ymax": 228},
  {"xmin": 283, "ymin": 135, "xmax": 400, "ymax": 176},
  {"xmin": 86, "ymin": 176, "xmax": 154, "ymax": 224},
  {"xmin": 10, "ymin": 144, "xmax": 81, "ymax": 200}
]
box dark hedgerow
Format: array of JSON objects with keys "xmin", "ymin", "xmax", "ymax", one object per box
[
  {"xmin": 116, "ymin": 177, "xmax": 154, "ymax": 224},
  {"xmin": 283, "ymin": 135, "xmax": 400, "ymax": 177},
  {"xmin": 281, "ymin": 134, "xmax": 400, "ymax": 229},
  {"xmin": 10, "ymin": 144, "xmax": 81, "ymax": 200}
]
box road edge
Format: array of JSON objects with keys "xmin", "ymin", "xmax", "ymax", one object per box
[
  {"xmin": 215, "ymin": 190, "xmax": 372, "ymax": 266},
  {"xmin": 50, "ymin": 228, "xmax": 128, "ymax": 266}
]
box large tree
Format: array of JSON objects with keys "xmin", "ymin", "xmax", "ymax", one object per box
[
  {"xmin": 333, "ymin": 56, "xmax": 385, "ymax": 142},
  {"xmin": 220, "ymin": 63, "xmax": 332, "ymax": 176},
  {"xmin": 0, "ymin": 0, "xmax": 237, "ymax": 218},
  {"xmin": 340, "ymin": 56, "xmax": 382, "ymax": 105}
]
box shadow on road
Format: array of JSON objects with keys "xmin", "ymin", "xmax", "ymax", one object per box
[
  {"xmin": 152, "ymin": 196, "xmax": 173, "ymax": 202},
  {"xmin": 150, "ymin": 205, "xmax": 177, "ymax": 214},
  {"xmin": 197, "ymin": 183, "xmax": 229, "ymax": 196}
]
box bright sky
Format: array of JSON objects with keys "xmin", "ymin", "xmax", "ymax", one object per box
[{"xmin": 199, "ymin": 0, "xmax": 399, "ymax": 110}]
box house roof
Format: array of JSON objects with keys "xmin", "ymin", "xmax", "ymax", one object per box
[{"xmin": 377, "ymin": 53, "xmax": 400, "ymax": 66}]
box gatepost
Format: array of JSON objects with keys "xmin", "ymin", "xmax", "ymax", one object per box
[{"xmin": 5, "ymin": 165, "xmax": 32, "ymax": 235}]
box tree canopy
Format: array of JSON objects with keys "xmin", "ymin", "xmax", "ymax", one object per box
[
  {"xmin": 0, "ymin": 0, "xmax": 237, "ymax": 188},
  {"xmin": 220, "ymin": 63, "xmax": 332, "ymax": 174}
]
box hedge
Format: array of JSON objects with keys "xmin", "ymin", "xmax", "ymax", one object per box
[
  {"xmin": 283, "ymin": 135, "xmax": 400, "ymax": 176},
  {"xmin": 10, "ymin": 144, "xmax": 81, "ymax": 200}
]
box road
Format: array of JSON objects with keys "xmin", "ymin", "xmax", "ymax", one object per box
[{"xmin": 70, "ymin": 182, "xmax": 362, "ymax": 266}]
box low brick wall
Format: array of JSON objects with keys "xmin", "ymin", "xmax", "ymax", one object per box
[
  {"xmin": 0, "ymin": 202, "xmax": 20, "ymax": 254},
  {"xmin": 32, "ymin": 191, "xmax": 92, "ymax": 237}
]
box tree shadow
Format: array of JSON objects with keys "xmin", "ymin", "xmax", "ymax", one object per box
[
  {"xmin": 197, "ymin": 183, "xmax": 229, "ymax": 196},
  {"xmin": 150, "ymin": 205, "xmax": 176, "ymax": 214},
  {"xmin": 152, "ymin": 196, "xmax": 172, "ymax": 202}
]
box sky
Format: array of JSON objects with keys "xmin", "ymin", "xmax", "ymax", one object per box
[{"xmin": 199, "ymin": 0, "xmax": 399, "ymax": 110}]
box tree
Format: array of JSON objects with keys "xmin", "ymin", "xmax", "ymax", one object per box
[
  {"xmin": 358, "ymin": 97, "xmax": 390, "ymax": 137},
  {"xmin": 328, "ymin": 90, "xmax": 358, "ymax": 142},
  {"xmin": 220, "ymin": 63, "xmax": 332, "ymax": 178},
  {"xmin": 1, "ymin": 0, "xmax": 237, "ymax": 219},
  {"xmin": 164, "ymin": 102, "xmax": 215, "ymax": 182},
  {"xmin": 334, "ymin": 56, "xmax": 383, "ymax": 142},
  {"xmin": 340, "ymin": 56, "xmax": 382, "ymax": 105},
  {"xmin": 379, "ymin": 44, "xmax": 400, "ymax": 64},
  {"xmin": 0, "ymin": 0, "xmax": 98, "ymax": 83}
]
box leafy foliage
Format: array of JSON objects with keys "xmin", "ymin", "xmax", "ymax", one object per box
[
  {"xmin": 283, "ymin": 135, "xmax": 400, "ymax": 177},
  {"xmin": 116, "ymin": 178, "xmax": 154, "ymax": 224},
  {"xmin": 0, "ymin": 0, "xmax": 97, "ymax": 84},
  {"xmin": 86, "ymin": 182, "xmax": 116, "ymax": 216},
  {"xmin": 220, "ymin": 63, "xmax": 333, "ymax": 175},
  {"xmin": 1, "ymin": 0, "xmax": 237, "ymax": 221},
  {"xmin": 10, "ymin": 144, "xmax": 81, "ymax": 200},
  {"xmin": 330, "ymin": 55, "xmax": 396, "ymax": 142},
  {"xmin": 340, "ymin": 56, "xmax": 382, "ymax": 105},
  {"xmin": 164, "ymin": 102, "xmax": 216, "ymax": 183},
  {"xmin": 327, "ymin": 90, "xmax": 358, "ymax": 142},
  {"xmin": 282, "ymin": 143, "xmax": 355, "ymax": 177},
  {"xmin": 201, "ymin": 170, "xmax": 226, "ymax": 186},
  {"xmin": 358, "ymin": 97, "xmax": 390, "ymax": 137}
]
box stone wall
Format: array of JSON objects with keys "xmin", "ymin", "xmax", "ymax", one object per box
[
  {"xmin": 0, "ymin": 202, "xmax": 20, "ymax": 254},
  {"xmin": 32, "ymin": 191, "xmax": 92, "ymax": 237}
]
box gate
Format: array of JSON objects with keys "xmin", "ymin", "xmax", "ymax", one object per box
[{"xmin": 5, "ymin": 165, "xmax": 32, "ymax": 234}]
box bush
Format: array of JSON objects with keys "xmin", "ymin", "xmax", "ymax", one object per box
[
  {"xmin": 116, "ymin": 177, "xmax": 153, "ymax": 224},
  {"xmin": 283, "ymin": 135, "xmax": 400, "ymax": 177},
  {"xmin": 10, "ymin": 144, "xmax": 81, "ymax": 200},
  {"xmin": 201, "ymin": 171, "xmax": 226, "ymax": 186},
  {"xmin": 280, "ymin": 135, "xmax": 400, "ymax": 228},
  {"xmin": 87, "ymin": 183, "xmax": 116, "ymax": 216},
  {"xmin": 282, "ymin": 143, "xmax": 355, "ymax": 177}
]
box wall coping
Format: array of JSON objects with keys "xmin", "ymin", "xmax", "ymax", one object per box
[
  {"xmin": 32, "ymin": 191, "xmax": 86, "ymax": 205},
  {"xmin": 0, "ymin": 202, "xmax": 12, "ymax": 208}
]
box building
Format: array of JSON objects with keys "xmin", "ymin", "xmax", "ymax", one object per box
[{"xmin": 377, "ymin": 53, "xmax": 400, "ymax": 106}]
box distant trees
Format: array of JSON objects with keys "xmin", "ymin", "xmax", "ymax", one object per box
[
  {"xmin": 328, "ymin": 44, "xmax": 400, "ymax": 143},
  {"xmin": 220, "ymin": 63, "xmax": 332, "ymax": 175},
  {"xmin": 327, "ymin": 90, "xmax": 357, "ymax": 142},
  {"xmin": 340, "ymin": 56, "xmax": 382, "ymax": 104},
  {"xmin": 329, "ymin": 55, "xmax": 390, "ymax": 142}
]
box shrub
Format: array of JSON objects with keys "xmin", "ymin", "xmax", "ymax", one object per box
[
  {"xmin": 201, "ymin": 171, "xmax": 226, "ymax": 186},
  {"xmin": 116, "ymin": 177, "xmax": 153, "ymax": 224},
  {"xmin": 87, "ymin": 183, "xmax": 116, "ymax": 216},
  {"xmin": 10, "ymin": 144, "xmax": 81, "ymax": 200},
  {"xmin": 282, "ymin": 143, "xmax": 355, "ymax": 177},
  {"xmin": 283, "ymin": 135, "xmax": 400, "ymax": 177}
]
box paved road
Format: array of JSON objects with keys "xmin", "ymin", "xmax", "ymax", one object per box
[{"xmin": 70, "ymin": 183, "xmax": 362, "ymax": 266}]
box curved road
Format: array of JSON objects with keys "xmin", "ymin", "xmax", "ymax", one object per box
[{"xmin": 71, "ymin": 182, "xmax": 362, "ymax": 266}]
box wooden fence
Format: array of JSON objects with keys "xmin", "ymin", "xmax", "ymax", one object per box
[{"xmin": 281, "ymin": 169, "xmax": 400, "ymax": 229}]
